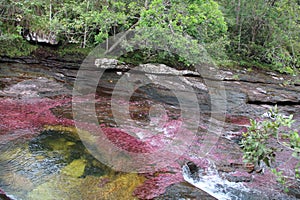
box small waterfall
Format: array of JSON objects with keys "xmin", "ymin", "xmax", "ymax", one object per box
[{"xmin": 182, "ymin": 160, "xmax": 252, "ymax": 200}]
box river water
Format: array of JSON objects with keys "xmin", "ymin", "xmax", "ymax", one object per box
[{"xmin": 0, "ymin": 62, "xmax": 299, "ymax": 199}]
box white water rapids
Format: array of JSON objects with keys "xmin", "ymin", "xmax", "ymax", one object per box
[{"xmin": 182, "ymin": 160, "xmax": 251, "ymax": 200}]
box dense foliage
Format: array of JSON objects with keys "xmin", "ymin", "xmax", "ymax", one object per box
[
  {"xmin": 0, "ymin": 0, "xmax": 299, "ymax": 72},
  {"xmin": 220, "ymin": 0, "xmax": 300, "ymax": 73}
]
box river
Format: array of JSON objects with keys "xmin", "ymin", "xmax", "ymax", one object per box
[{"xmin": 0, "ymin": 61, "xmax": 299, "ymax": 199}]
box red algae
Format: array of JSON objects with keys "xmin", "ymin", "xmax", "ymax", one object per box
[
  {"xmin": 75, "ymin": 112, "xmax": 297, "ymax": 199},
  {"xmin": 225, "ymin": 115, "xmax": 250, "ymax": 126},
  {"xmin": 245, "ymin": 170, "xmax": 279, "ymax": 191},
  {"xmin": 73, "ymin": 117, "xmax": 195, "ymax": 193},
  {"xmin": 134, "ymin": 172, "xmax": 184, "ymax": 199},
  {"xmin": 0, "ymin": 98, "xmax": 73, "ymax": 141},
  {"xmin": 102, "ymin": 127, "xmax": 155, "ymax": 153},
  {"xmin": 76, "ymin": 116, "xmax": 190, "ymax": 156},
  {"xmin": 133, "ymin": 157, "xmax": 214, "ymax": 199},
  {"xmin": 1, "ymin": 91, "xmax": 295, "ymax": 199}
]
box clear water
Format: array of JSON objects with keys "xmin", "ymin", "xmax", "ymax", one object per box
[{"xmin": 0, "ymin": 129, "xmax": 118, "ymax": 200}]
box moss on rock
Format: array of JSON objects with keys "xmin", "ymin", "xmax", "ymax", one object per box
[
  {"xmin": 61, "ymin": 159, "xmax": 87, "ymax": 178},
  {"xmin": 79, "ymin": 173, "xmax": 145, "ymax": 200},
  {"xmin": 27, "ymin": 176, "xmax": 82, "ymax": 200}
]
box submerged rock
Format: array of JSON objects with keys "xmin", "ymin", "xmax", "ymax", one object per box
[
  {"xmin": 80, "ymin": 174, "xmax": 145, "ymax": 200},
  {"xmin": 61, "ymin": 159, "xmax": 87, "ymax": 178},
  {"xmin": 27, "ymin": 175, "xmax": 82, "ymax": 200},
  {"xmin": 1, "ymin": 126, "xmax": 146, "ymax": 200}
]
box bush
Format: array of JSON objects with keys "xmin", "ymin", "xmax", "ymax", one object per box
[
  {"xmin": 241, "ymin": 106, "xmax": 300, "ymax": 190},
  {"xmin": 0, "ymin": 34, "xmax": 37, "ymax": 57}
]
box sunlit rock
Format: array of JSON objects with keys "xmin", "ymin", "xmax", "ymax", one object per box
[{"xmin": 21, "ymin": 29, "xmax": 59, "ymax": 45}]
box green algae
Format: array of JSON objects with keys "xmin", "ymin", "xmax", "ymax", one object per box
[
  {"xmin": 78, "ymin": 173, "xmax": 145, "ymax": 200},
  {"xmin": 40, "ymin": 126, "xmax": 112, "ymax": 177},
  {"xmin": 0, "ymin": 126, "xmax": 146, "ymax": 199},
  {"xmin": 27, "ymin": 176, "xmax": 82, "ymax": 200},
  {"xmin": 26, "ymin": 172, "xmax": 145, "ymax": 200},
  {"xmin": 61, "ymin": 159, "xmax": 87, "ymax": 178}
]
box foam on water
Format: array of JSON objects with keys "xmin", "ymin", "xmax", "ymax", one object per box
[{"xmin": 182, "ymin": 160, "xmax": 250, "ymax": 200}]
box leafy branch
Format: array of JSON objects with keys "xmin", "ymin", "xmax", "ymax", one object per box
[{"xmin": 240, "ymin": 105, "xmax": 300, "ymax": 190}]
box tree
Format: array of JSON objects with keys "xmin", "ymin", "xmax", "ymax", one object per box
[
  {"xmin": 219, "ymin": 0, "xmax": 300, "ymax": 72},
  {"xmin": 136, "ymin": 0, "xmax": 228, "ymax": 60}
]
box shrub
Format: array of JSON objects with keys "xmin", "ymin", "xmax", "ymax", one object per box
[
  {"xmin": 0, "ymin": 34, "xmax": 37, "ymax": 57},
  {"xmin": 241, "ymin": 105, "xmax": 300, "ymax": 190}
]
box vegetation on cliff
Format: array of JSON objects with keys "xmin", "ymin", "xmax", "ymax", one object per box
[{"xmin": 0, "ymin": 0, "xmax": 299, "ymax": 72}]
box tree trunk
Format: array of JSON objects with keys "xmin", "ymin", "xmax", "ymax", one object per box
[
  {"xmin": 49, "ymin": 0, "xmax": 52, "ymax": 22},
  {"xmin": 236, "ymin": 0, "xmax": 242, "ymax": 51},
  {"xmin": 236, "ymin": 0, "xmax": 241, "ymax": 32},
  {"xmin": 83, "ymin": 24, "xmax": 87, "ymax": 48}
]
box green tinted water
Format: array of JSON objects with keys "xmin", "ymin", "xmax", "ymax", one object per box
[{"xmin": 0, "ymin": 128, "xmax": 143, "ymax": 200}]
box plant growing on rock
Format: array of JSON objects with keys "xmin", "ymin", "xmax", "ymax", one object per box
[{"xmin": 240, "ymin": 105, "xmax": 300, "ymax": 190}]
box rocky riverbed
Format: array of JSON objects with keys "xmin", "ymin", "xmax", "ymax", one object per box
[{"xmin": 0, "ymin": 60, "xmax": 299, "ymax": 199}]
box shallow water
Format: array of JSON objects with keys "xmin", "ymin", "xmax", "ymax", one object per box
[
  {"xmin": 0, "ymin": 129, "xmax": 119, "ymax": 199},
  {"xmin": 0, "ymin": 62, "xmax": 299, "ymax": 199}
]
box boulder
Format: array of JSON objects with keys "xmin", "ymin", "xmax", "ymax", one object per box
[{"xmin": 21, "ymin": 28, "xmax": 59, "ymax": 45}]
